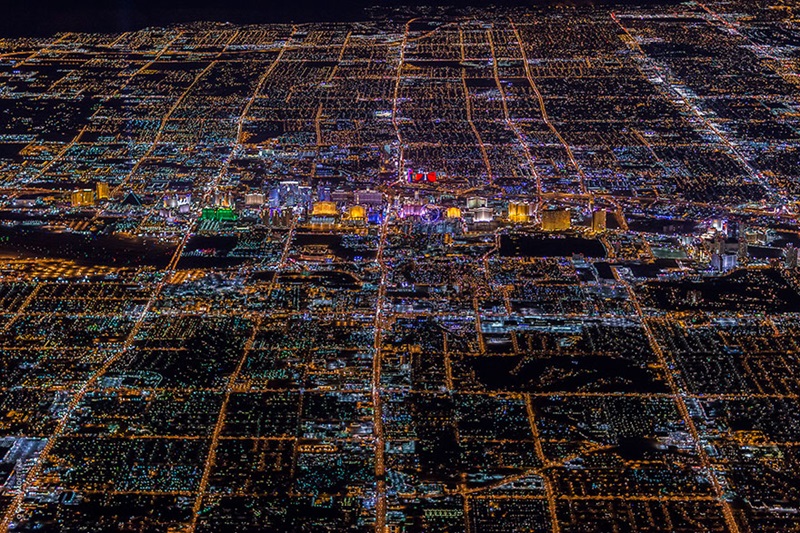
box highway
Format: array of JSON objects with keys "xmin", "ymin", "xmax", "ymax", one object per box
[{"xmin": 372, "ymin": 202, "xmax": 391, "ymax": 532}]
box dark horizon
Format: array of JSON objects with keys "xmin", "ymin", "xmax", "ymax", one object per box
[{"xmin": 3, "ymin": 0, "xmax": 681, "ymax": 37}]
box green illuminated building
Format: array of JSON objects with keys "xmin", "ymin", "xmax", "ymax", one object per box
[{"xmin": 201, "ymin": 207, "xmax": 237, "ymax": 222}]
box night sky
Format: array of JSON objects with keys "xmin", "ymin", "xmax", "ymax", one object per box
[{"xmin": 2, "ymin": 0, "xmax": 678, "ymax": 36}]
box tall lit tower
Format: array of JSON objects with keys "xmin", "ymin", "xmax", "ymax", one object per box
[
  {"xmin": 591, "ymin": 210, "xmax": 607, "ymax": 233},
  {"xmin": 96, "ymin": 182, "xmax": 110, "ymax": 201}
]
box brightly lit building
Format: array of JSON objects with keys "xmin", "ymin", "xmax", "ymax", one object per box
[
  {"xmin": 95, "ymin": 182, "xmax": 110, "ymax": 201},
  {"xmin": 71, "ymin": 189, "xmax": 94, "ymax": 207},
  {"xmin": 592, "ymin": 210, "xmax": 607, "ymax": 233},
  {"xmin": 347, "ymin": 205, "xmax": 367, "ymax": 221},
  {"xmin": 541, "ymin": 208, "xmax": 571, "ymax": 231},
  {"xmin": 245, "ymin": 193, "xmax": 265, "ymax": 206},
  {"xmin": 508, "ymin": 201, "xmax": 534, "ymax": 223},
  {"xmin": 445, "ymin": 207, "xmax": 462, "ymax": 219},
  {"xmin": 473, "ymin": 207, "xmax": 493, "ymax": 223}
]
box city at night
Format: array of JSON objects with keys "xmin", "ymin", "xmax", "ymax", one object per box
[{"xmin": 1, "ymin": 0, "xmax": 800, "ymax": 531}]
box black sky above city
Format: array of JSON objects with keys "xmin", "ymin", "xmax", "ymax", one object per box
[{"xmin": 3, "ymin": 0, "xmax": 679, "ymax": 36}]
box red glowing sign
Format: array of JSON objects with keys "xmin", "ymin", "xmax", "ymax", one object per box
[{"xmin": 407, "ymin": 170, "xmax": 437, "ymax": 183}]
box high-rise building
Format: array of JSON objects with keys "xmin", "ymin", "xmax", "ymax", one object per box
[
  {"xmin": 400, "ymin": 203, "xmax": 424, "ymax": 218},
  {"xmin": 311, "ymin": 201, "xmax": 338, "ymax": 216},
  {"xmin": 467, "ymin": 197, "xmax": 487, "ymax": 209},
  {"xmin": 727, "ymin": 220, "xmax": 739, "ymax": 240},
  {"xmin": 710, "ymin": 253, "xmax": 721, "ymax": 271},
  {"xmin": 711, "ymin": 234, "xmax": 725, "ymax": 256},
  {"xmin": 591, "ymin": 210, "xmax": 607, "ymax": 233},
  {"xmin": 711, "ymin": 253, "xmax": 737, "ymax": 272},
  {"xmin": 245, "ymin": 193, "xmax": 265, "ymax": 206},
  {"xmin": 331, "ymin": 190, "xmax": 351, "ymax": 203},
  {"xmin": 785, "ymin": 245, "xmax": 798, "ymax": 269},
  {"xmin": 355, "ymin": 190, "xmax": 383, "ymax": 206},
  {"xmin": 213, "ymin": 190, "xmax": 233, "ymax": 208},
  {"xmin": 268, "ymin": 188, "xmax": 281, "ymax": 209},
  {"xmin": 473, "ymin": 207, "xmax": 493, "ymax": 223},
  {"xmin": 298, "ymin": 185, "xmax": 313, "ymax": 209},
  {"xmin": 738, "ymin": 237, "xmax": 748, "ymax": 260},
  {"xmin": 347, "ymin": 205, "xmax": 366, "ymax": 221},
  {"xmin": 541, "ymin": 208, "xmax": 570, "ymax": 231},
  {"xmin": 71, "ymin": 189, "xmax": 94, "ymax": 207},
  {"xmin": 508, "ymin": 202, "xmax": 532, "ymax": 223},
  {"xmin": 96, "ymin": 182, "xmax": 110, "ymax": 201},
  {"xmin": 310, "ymin": 201, "xmax": 339, "ymax": 229},
  {"xmin": 445, "ymin": 207, "xmax": 462, "ymax": 219},
  {"xmin": 176, "ymin": 194, "xmax": 191, "ymax": 214},
  {"xmin": 278, "ymin": 181, "xmax": 300, "ymax": 207},
  {"xmin": 722, "ymin": 253, "xmax": 738, "ymax": 271}
]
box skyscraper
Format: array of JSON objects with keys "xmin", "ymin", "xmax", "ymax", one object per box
[
  {"xmin": 95, "ymin": 182, "xmax": 110, "ymax": 201},
  {"xmin": 71, "ymin": 189, "xmax": 94, "ymax": 207},
  {"xmin": 592, "ymin": 210, "xmax": 607, "ymax": 233},
  {"xmin": 541, "ymin": 208, "xmax": 571, "ymax": 232}
]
